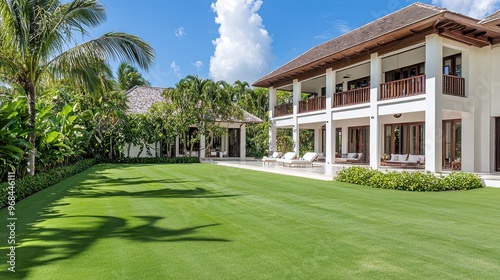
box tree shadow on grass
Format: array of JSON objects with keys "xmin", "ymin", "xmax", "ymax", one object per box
[
  {"xmin": 1, "ymin": 214, "xmax": 230, "ymax": 279},
  {"xmin": 73, "ymin": 186, "xmax": 240, "ymax": 199},
  {"xmin": 0, "ymin": 165, "xmax": 234, "ymax": 279}
]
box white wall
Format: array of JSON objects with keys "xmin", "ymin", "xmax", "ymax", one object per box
[{"xmin": 126, "ymin": 143, "xmax": 160, "ymax": 158}]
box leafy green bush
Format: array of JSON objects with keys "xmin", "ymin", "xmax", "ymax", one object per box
[
  {"xmin": 0, "ymin": 159, "xmax": 96, "ymax": 209},
  {"xmin": 336, "ymin": 166, "xmax": 379, "ymax": 185},
  {"xmin": 97, "ymin": 157, "xmax": 200, "ymax": 164},
  {"xmin": 337, "ymin": 166, "xmax": 483, "ymax": 191}
]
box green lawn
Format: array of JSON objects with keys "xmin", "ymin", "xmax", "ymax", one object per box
[{"xmin": 1, "ymin": 164, "xmax": 500, "ymax": 279}]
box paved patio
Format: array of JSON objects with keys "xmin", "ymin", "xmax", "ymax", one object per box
[{"xmin": 202, "ymin": 158, "xmax": 500, "ymax": 187}]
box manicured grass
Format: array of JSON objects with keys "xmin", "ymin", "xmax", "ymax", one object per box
[{"xmin": 1, "ymin": 163, "xmax": 500, "ymax": 279}]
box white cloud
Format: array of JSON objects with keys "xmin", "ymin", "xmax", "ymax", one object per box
[
  {"xmin": 332, "ymin": 20, "xmax": 352, "ymax": 34},
  {"xmin": 170, "ymin": 62, "xmax": 182, "ymax": 78},
  {"xmin": 192, "ymin": 60, "xmax": 203, "ymax": 72},
  {"xmin": 432, "ymin": 0, "xmax": 500, "ymax": 19},
  {"xmin": 209, "ymin": 0, "xmax": 273, "ymax": 84},
  {"xmin": 315, "ymin": 20, "xmax": 352, "ymax": 40},
  {"xmin": 175, "ymin": 27, "xmax": 186, "ymax": 38}
]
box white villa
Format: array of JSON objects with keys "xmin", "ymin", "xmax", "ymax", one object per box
[
  {"xmin": 125, "ymin": 86, "xmax": 262, "ymax": 159},
  {"xmin": 253, "ymin": 3, "xmax": 500, "ymax": 173}
]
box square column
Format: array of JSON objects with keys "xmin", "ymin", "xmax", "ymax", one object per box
[
  {"xmin": 325, "ymin": 68, "xmax": 336, "ymax": 165},
  {"xmin": 425, "ymin": 34, "xmax": 443, "ymax": 172},
  {"xmin": 314, "ymin": 128, "xmax": 321, "ymax": 153},
  {"xmin": 240, "ymin": 124, "xmax": 246, "ymax": 159},
  {"xmin": 370, "ymin": 53, "xmax": 381, "ymax": 169},
  {"xmin": 461, "ymin": 112, "xmax": 474, "ymax": 171},
  {"xmin": 293, "ymin": 79, "xmax": 301, "ymax": 155},
  {"xmin": 200, "ymin": 134, "xmax": 206, "ymax": 159},
  {"xmin": 175, "ymin": 136, "xmax": 180, "ymax": 157},
  {"xmin": 268, "ymin": 87, "xmax": 277, "ymax": 153}
]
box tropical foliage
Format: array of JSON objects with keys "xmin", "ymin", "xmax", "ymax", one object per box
[{"xmin": 0, "ymin": 0, "xmax": 155, "ymax": 175}]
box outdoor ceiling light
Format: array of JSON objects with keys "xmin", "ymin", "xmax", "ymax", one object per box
[{"xmin": 393, "ymin": 114, "xmax": 402, "ymax": 118}]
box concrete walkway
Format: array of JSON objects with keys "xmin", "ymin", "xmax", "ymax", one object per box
[{"xmin": 202, "ymin": 158, "xmax": 500, "ymax": 187}]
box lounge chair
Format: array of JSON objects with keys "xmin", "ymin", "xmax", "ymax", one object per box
[
  {"xmin": 261, "ymin": 152, "xmax": 283, "ymax": 165},
  {"xmin": 280, "ymin": 152, "xmax": 319, "ymax": 167},
  {"xmin": 275, "ymin": 152, "xmax": 297, "ymax": 165}
]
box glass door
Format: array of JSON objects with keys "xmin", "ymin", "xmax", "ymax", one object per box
[{"xmin": 442, "ymin": 120, "xmax": 461, "ymax": 169}]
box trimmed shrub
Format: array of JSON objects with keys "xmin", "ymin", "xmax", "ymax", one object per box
[
  {"xmin": 336, "ymin": 166, "xmax": 379, "ymax": 186},
  {"xmin": 97, "ymin": 157, "xmax": 200, "ymax": 164},
  {"xmin": 0, "ymin": 159, "xmax": 96, "ymax": 209},
  {"xmin": 337, "ymin": 166, "xmax": 483, "ymax": 192}
]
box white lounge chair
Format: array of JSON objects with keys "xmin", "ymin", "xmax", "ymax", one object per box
[
  {"xmin": 280, "ymin": 152, "xmax": 319, "ymax": 167},
  {"xmin": 262, "ymin": 152, "xmax": 283, "ymax": 165},
  {"xmin": 276, "ymin": 152, "xmax": 297, "ymax": 165}
]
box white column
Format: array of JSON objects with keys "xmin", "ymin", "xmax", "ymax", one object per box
[
  {"xmin": 325, "ymin": 68, "xmax": 336, "ymax": 165},
  {"xmin": 268, "ymin": 87, "xmax": 277, "ymax": 153},
  {"xmin": 293, "ymin": 79, "xmax": 301, "ymax": 155},
  {"xmin": 240, "ymin": 124, "xmax": 246, "ymax": 159},
  {"xmin": 370, "ymin": 53, "xmax": 381, "ymax": 169},
  {"xmin": 175, "ymin": 136, "xmax": 180, "ymax": 157},
  {"xmin": 478, "ymin": 47, "xmax": 493, "ymax": 172},
  {"xmin": 314, "ymin": 128, "xmax": 321, "ymax": 153},
  {"xmin": 461, "ymin": 112, "xmax": 474, "ymax": 172},
  {"xmin": 200, "ymin": 134, "xmax": 206, "ymax": 159},
  {"xmin": 425, "ymin": 34, "xmax": 443, "ymax": 172}
]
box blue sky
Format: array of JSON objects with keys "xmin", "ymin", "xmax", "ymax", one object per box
[{"xmin": 89, "ymin": 0, "xmax": 500, "ymax": 87}]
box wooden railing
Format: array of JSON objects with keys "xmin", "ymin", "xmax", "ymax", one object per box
[
  {"xmin": 443, "ymin": 74, "xmax": 465, "ymax": 97},
  {"xmin": 380, "ymin": 74, "xmax": 426, "ymax": 100},
  {"xmin": 274, "ymin": 103, "xmax": 293, "ymax": 117},
  {"xmin": 333, "ymin": 87, "xmax": 370, "ymax": 107},
  {"xmin": 299, "ymin": 96, "xmax": 326, "ymax": 113}
]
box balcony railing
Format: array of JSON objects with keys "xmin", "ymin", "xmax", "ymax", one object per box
[
  {"xmin": 274, "ymin": 103, "xmax": 293, "ymax": 117},
  {"xmin": 443, "ymin": 74, "xmax": 465, "ymax": 97},
  {"xmin": 333, "ymin": 86, "xmax": 370, "ymax": 107},
  {"xmin": 380, "ymin": 74, "xmax": 426, "ymax": 100},
  {"xmin": 299, "ymin": 96, "xmax": 326, "ymax": 113}
]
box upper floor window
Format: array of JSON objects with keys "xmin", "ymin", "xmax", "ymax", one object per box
[
  {"xmin": 443, "ymin": 54, "xmax": 462, "ymax": 77},
  {"xmin": 385, "ymin": 63, "xmax": 425, "ymax": 83},
  {"xmin": 347, "ymin": 76, "xmax": 370, "ymax": 90}
]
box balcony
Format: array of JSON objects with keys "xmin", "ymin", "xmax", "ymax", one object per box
[
  {"xmin": 333, "ymin": 87, "xmax": 370, "ymax": 107},
  {"xmin": 443, "ymin": 74, "xmax": 465, "ymax": 97},
  {"xmin": 380, "ymin": 74, "xmax": 426, "ymax": 100},
  {"xmin": 299, "ymin": 96, "xmax": 326, "ymax": 113},
  {"xmin": 274, "ymin": 103, "xmax": 292, "ymax": 117}
]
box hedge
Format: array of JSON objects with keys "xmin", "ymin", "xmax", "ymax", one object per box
[
  {"xmin": 336, "ymin": 166, "xmax": 483, "ymax": 191},
  {"xmin": 97, "ymin": 157, "xmax": 200, "ymax": 164},
  {"xmin": 0, "ymin": 159, "xmax": 96, "ymax": 209}
]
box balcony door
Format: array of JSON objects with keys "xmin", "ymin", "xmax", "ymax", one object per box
[
  {"xmin": 348, "ymin": 126, "xmax": 369, "ymax": 162},
  {"xmin": 442, "ymin": 120, "xmax": 461, "ymax": 169},
  {"xmin": 228, "ymin": 128, "xmax": 240, "ymax": 157}
]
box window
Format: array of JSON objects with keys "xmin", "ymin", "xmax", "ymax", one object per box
[
  {"xmin": 335, "ymin": 83, "xmax": 343, "ymax": 93},
  {"xmin": 347, "ymin": 76, "xmax": 370, "ymax": 90},
  {"xmin": 385, "ymin": 63, "xmax": 425, "ymax": 83},
  {"xmin": 335, "ymin": 128, "xmax": 342, "ymax": 156},
  {"xmin": 443, "ymin": 54, "xmax": 462, "ymax": 77},
  {"xmin": 384, "ymin": 122, "xmax": 425, "ymax": 155}
]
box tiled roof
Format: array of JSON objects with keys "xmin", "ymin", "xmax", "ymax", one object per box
[
  {"xmin": 480, "ymin": 10, "xmax": 500, "ymax": 25},
  {"xmin": 126, "ymin": 86, "xmax": 262, "ymax": 123},
  {"xmin": 253, "ymin": 2, "xmax": 448, "ymax": 87}
]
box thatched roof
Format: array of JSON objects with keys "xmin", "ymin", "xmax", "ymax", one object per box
[
  {"xmin": 252, "ymin": 2, "xmax": 500, "ymax": 88},
  {"xmin": 125, "ymin": 86, "xmax": 262, "ymax": 124}
]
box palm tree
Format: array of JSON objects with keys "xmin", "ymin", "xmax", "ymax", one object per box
[
  {"xmin": 0, "ymin": 0, "xmax": 155, "ymax": 175},
  {"xmin": 116, "ymin": 62, "xmax": 150, "ymax": 91}
]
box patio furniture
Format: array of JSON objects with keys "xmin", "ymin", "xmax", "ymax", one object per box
[
  {"xmin": 276, "ymin": 152, "xmax": 298, "ymax": 164},
  {"xmin": 335, "ymin": 153, "xmax": 363, "ymax": 163},
  {"xmin": 384, "ymin": 154, "xmax": 425, "ymax": 168},
  {"xmin": 262, "ymin": 152, "xmax": 283, "ymax": 165},
  {"xmin": 280, "ymin": 152, "xmax": 319, "ymax": 167}
]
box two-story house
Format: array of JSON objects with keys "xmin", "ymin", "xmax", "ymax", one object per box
[{"xmin": 253, "ymin": 2, "xmax": 500, "ymax": 173}]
